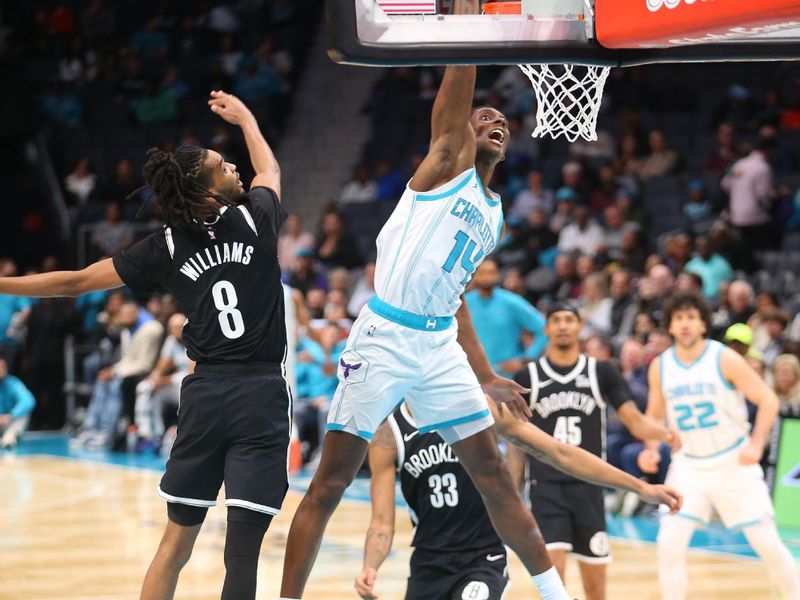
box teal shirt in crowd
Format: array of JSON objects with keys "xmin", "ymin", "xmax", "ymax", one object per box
[
  {"xmin": 465, "ymin": 287, "xmax": 547, "ymax": 377},
  {"xmin": 0, "ymin": 375, "xmax": 36, "ymax": 419},
  {"xmin": 684, "ymin": 253, "xmax": 734, "ymax": 299}
]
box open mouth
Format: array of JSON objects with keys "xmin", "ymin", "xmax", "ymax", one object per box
[{"xmin": 488, "ymin": 128, "xmax": 505, "ymax": 145}]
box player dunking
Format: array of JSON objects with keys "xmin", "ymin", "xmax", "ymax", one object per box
[
  {"xmin": 640, "ymin": 291, "xmax": 800, "ymax": 600},
  {"xmin": 0, "ymin": 91, "xmax": 288, "ymax": 600},
  {"xmin": 512, "ymin": 302, "xmax": 675, "ymax": 600},
  {"xmin": 356, "ymin": 401, "xmax": 680, "ymax": 600},
  {"xmin": 280, "ymin": 3, "xmax": 570, "ymax": 599}
]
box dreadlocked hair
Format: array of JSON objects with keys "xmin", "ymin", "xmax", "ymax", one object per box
[{"xmin": 132, "ymin": 145, "xmax": 233, "ymax": 230}]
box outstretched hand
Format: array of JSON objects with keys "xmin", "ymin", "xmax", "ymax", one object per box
[
  {"xmin": 208, "ymin": 90, "xmax": 253, "ymax": 126},
  {"xmin": 481, "ymin": 375, "xmax": 531, "ymax": 421},
  {"xmin": 640, "ymin": 483, "xmax": 683, "ymax": 515}
]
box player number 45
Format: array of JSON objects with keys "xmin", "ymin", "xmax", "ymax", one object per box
[{"xmin": 553, "ymin": 416, "xmax": 582, "ymax": 446}]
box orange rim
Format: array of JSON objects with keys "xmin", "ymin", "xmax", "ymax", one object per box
[{"xmin": 482, "ymin": 1, "xmax": 522, "ymax": 15}]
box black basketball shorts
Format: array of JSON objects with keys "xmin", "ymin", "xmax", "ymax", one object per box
[
  {"xmin": 530, "ymin": 479, "xmax": 611, "ymax": 563},
  {"xmin": 158, "ymin": 362, "xmax": 292, "ymax": 518},
  {"xmin": 405, "ymin": 546, "xmax": 509, "ymax": 600}
]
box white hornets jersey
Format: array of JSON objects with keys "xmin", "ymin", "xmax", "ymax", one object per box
[
  {"xmin": 373, "ymin": 168, "xmax": 504, "ymax": 317},
  {"xmin": 659, "ymin": 340, "xmax": 750, "ymax": 459}
]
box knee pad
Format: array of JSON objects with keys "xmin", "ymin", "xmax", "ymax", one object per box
[{"xmin": 167, "ymin": 502, "xmax": 208, "ymax": 526}]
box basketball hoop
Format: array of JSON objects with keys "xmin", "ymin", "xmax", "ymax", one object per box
[{"xmin": 517, "ymin": 63, "xmax": 610, "ymax": 143}]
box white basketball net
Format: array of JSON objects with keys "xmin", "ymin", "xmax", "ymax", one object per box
[{"xmin": 518, "ymin": 63, "xmax": 611, "ymax": 142}]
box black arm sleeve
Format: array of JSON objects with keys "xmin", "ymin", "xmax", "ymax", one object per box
[
  {"xmin": 596, "ymin": 361, "xmax": 634, "ymax": 410},
  {"xmin": 244, "ymin": 186, "xmax": 286, "ymax": 237},
  {"xmin": 112, "ymin": 230, "xmax": 171, "ymax": 295}
]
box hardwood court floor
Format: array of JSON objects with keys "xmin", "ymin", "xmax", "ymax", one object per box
[{"xmin": 0, "ymin": 452, "xmax": 789, "ymax": 600}]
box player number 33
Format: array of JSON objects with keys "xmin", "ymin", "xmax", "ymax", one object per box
[{"xmin": 428, "ymin": 473, "xmax": 459, "ymax": 508}]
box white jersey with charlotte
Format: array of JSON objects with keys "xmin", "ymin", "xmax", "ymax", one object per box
[
  {"xmin": 660, "ymin": 340, "xmax": 750, "ymax": 459},
  {"xmin": 373, "ymin": 167, "xmax": 503, "ymax": 317}
]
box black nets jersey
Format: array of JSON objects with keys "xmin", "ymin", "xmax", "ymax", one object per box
[
  {"xmin": 388, "ymin": 404, "xmax": 502, "ymax": 553},
  {"xmin": 513, "ymin": 355, "xmax": 631, "ymax": 483},
  {"xmin": 112, "ymin": 186, "xmax": 287, "ymax": 364}
]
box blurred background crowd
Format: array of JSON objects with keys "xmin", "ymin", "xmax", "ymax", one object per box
[{"xmin": 0, "ymin": 2, "xmax": 799, "ymax": 502}]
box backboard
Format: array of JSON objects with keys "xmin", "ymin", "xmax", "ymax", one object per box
[{"xmin": 327, "ymin": 0, "xmax": 800, "ymax": 66}]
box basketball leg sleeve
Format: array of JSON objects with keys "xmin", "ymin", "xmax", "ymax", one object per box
[
  {"xmin": 220, "ymin": 507, "xmax": 272, "ymax": 600},
  {"xmin": 743, "ymin": 521, "xmax": 800, "ymax": 600},
  {"xmin": 656, "ymin": 516, "xmax": 696, "ymax": 600}
]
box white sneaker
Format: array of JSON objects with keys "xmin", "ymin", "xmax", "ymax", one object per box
[
  {"xmin": 1, "ymin": 430, "xmax": 17, "ymax": 449},
  {"xmin": 621, "ymin": 490, "xmax": 642, "ymax": 518}
]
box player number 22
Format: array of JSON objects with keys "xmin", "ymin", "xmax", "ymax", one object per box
[
  {"xmin": 442, "ymin": 230, "xmax": 485, "ymax": 285},
  {"xmin": 428, "ymin": 473, "xmax": 459, "ymax": 508},
  {"xmin": 212, "ymin": 280, "xmax": 245, "ymax": 340},
  {"xmin": 553, "ymin": 416, "xmax": 582, "ymax": 446}
]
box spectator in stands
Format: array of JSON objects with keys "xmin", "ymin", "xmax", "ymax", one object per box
[
  {"xmin": 617, "ymin": 132, "xmax": 644, "ymax": 179},
  {"xmin": 339, "ymin": 162, "xmax": 377, "ymax": 205},
  {"xmin": 74, "ymin": 300, "xmax": 163, "ymax": 449},
  {"xmin": 600, "ymin": 204, "xmax": 630, "ymax": 263},
  {"xmin": 131, "ymin": 17, "xmax": 170, "ymax": 60},
  {"xmin": 550, "ymin": 186, "xmax": 577, "ymax": 233},
  {"xmin": 551, "ymin": 253, "xmax": 580, "ymax": 301},
  {"xmin": 617, "ymin": 226, "xmax": 647, "ymax": 274},
  {"xmin": 0, "ymin": 260, "xmax": 31, "ymax": 369},
  {"xmin": 465, "ymin": 259, "xmax": 547, "ymax": 377},
  {"xmin": 682, "ymin": 180, "xmax": 714, "ymax": 233},
  {"xmin": 234, "ymin": 60, "xmax": 283, "ymax": 101},
  {"xmin": 133, "ymin": 80, "xmax": 179, "ymax": 125},
  {"xmin": 590, "ymin": 164, "xmax": 620, "ymax": 215},
  {"xmin": 663, "ymin": 233, "xmax": 693, "ymax": 274},
  {"xmin": 81, "ymin": 0, "xmax": 117, "ymax": 43},
  {"xmin": 615, "ymin": 187, "xmax": 647, "ymax": 228},
  {"xmin": 639, "ymin": 129, "xmax": 680, "ymax": 179},
  {"xmin": 526, "ymin": 206, "xmax": 558, "ymax": 263},
  {"xmin": 39, "ymin": 81, "xmax": 84, "ymax": 126},
  {"xmin": 633, "ymin": 311, "xmax": 656, "ymax": 344},
  {"xmin": 115, "ymin": 55, "xmax": 146, "ymax": 102},
  {"xmin": 91, "ymin": 201, "xmax": 133, "ymax": 259},
  {"xmin": 295, "ymin": 323, "xmax": 346, "ymax": 464},
  {"xmin": 722, "ymin": 137, "xmax": 776, "ymax": 250},
  {"xmin": 495, "ymin": 216, "xmax": 535, "ymax": 274},
  {"xmin": 610, "ymin": 268, "xmax": 637, "ymax": 344},
  {"xmin": 644, "ymin": 328, "xmax": 672, "ymax": 365},
  {"xmin": 560, "ymin": 160, "xmax": 589, "ymax": 204},
  {"xmin": 683, "ymin": 234, "xmax": 733, "ymax": 299},
  {"xmin": 347, "ymin": 261, "xmax": 376, "ymax": 316},
  {"xmin": 748, "ymin": 291, "xmax": 780, "ymax": 349},
  {"xmin": 327, "ymin": 268, "xmax": 351, "ymax": 294},
  {"xmin": 727, "ymin": 279, "xmax": 757, "ymax": 325},
  {"xmin": 606, "ymin": 338, "xmax": 649, "ymax": 475},
  {"xmin": 278, "ymin": 214, "xmax": 315, "ymax": 273},
  {"xmin": 579, "ymin": 272, "xmax": 613, "ymax": 338},
  {"xmin": 704, "ymin": 122, "xmax": 744, "ymax": 176},
  {"xmin": 723, "ymin": 323, "xmax": 753, "ymax": 358},
  {"xmin": 511, "ymin": 170, "xmax": 553, "ymax": 219},
  {"xmin": 558, "ymin": 205, "xmax": 605, "ymax": 256},
  {"xmin": 772, "ymin": 354, "xmax": 800, "ymax": 414},
  {"xmin": 58, "ymin": 36, "xmax": 96, "ymax": 83},
  {"xmin": 714, "ymin": 83, "xmax": 757, "ymax": 131},
  {"xmin": 101, "ymin": 158, "xmax": 143, "ymax": 209},
  {"xmin": 159, "ymin": 65, "xmax": 190, "ymax": 102},
  {"xmin": 584, "ymin": 334, "xmax": 613, "ymax": 362},
  {"xmin": 64, "ymin": 157, "xmax": 97, "ymax": 209},
  {"xmin": 306, "ymin": 287, "xmax": 327, "ymax": 322},
  {"xmin": 502, "ymin": 267, "xmax": 527, "ymax": 298},
  {"xmin": 758, "ymin": 308, "xmax": 790, "ymax": 368},
  {"xmin": 134, "ymin": 312, "xmax": 191, "ymax": 451},
  {"xmin": 315, "ymin": 212, "xmax": 363, "ymax": 270},
  {"xmin": 374, "ymin": 161, "xmax": 405, "ymax": 202},
  {"xmin": 0, "ymin": 355, "xmax": 35, "ymax": 449}
]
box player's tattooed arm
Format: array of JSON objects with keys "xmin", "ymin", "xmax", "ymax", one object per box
[
  {"xmin": 490, "ymin": 399, "xmax": 682, "ymax": 513},
  {"xmin": 208, "ymin": 90, "xmax": 281, "ymax": 199},
  {"xmin": 356, "ymin": 422, "xmax": 398, "ymax": 600},
  {"xmin": 0, "ymin": 258, "xmax": 123, "ymax": 298}
]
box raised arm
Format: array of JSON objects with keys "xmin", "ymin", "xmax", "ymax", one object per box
[
  {"xmin": 355, "ymin": 422, "xmax": 398, "ymax": 600},
  {"xmin": 0, "ymin": 258, "xmax": 123, "ymax": 298},
  {"xmin": 455, "ymin": 297, "xmax": 531, "ymax": 420},
  {"xmin": 720, "ymin": 346, "xmax": 780, "ymax": 465},
  {"xmin": 490, "ymin": 400, "xmax": 681, "ymax": 512},
  {"xmin": 208, "ymin": 90, "xmax": 281, "ymax": 198},
  {"xmin": 409, "ymin": 1, "xmax": 479, "ymax": 192}
]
